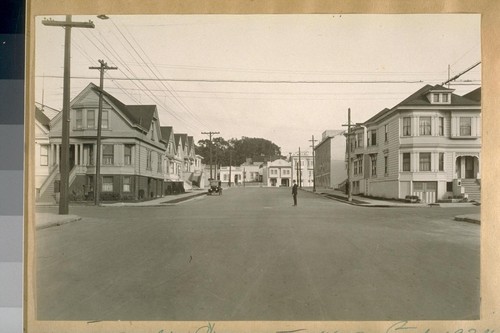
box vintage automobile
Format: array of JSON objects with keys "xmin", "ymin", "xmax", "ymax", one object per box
[{"xmin": 207, "ymin": 179, "xmax": 222, "ymax": 195}]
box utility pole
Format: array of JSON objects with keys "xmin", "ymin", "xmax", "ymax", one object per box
[
  {"xmin": 310, "ymin": 135, "xmax": 317, "ymax": 192},
  {"xmin": 298, "ymin": 147, "xmax": 302, "ymax": 188},
  {"xmin": 89, "ymin": 60, "xmax": 117, "ymax": 206},
  {"xmin": 229, "ymin": 150, "xmax": 232, "ymax": 187},
  {"xmin": 342, "ymin": 108, "xmax": 353, "ymax": 202},
  {"xmin": 442, "ymin": 61, "xmax": 481, "ymax": 86},
  {"xmin": 42, "ymin": 16, "xmax": 95, "ymax": 215},
  {"xmin": 201, "ymin": 131, "xmax": 219, "ymax": 180}
]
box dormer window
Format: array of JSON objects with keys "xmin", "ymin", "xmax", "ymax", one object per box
[{"xmin": 427, "ymin": 88, "xmax": 453, "ymax": 104}]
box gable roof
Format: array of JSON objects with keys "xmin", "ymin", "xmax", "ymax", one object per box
[
  {"xmin": 160, "ymin": 126, "xmax": 173, "ymax": 142},
  {"xmin": 82, "ymin": 83, "xmax": 157, "ymax": 132},
  {"xmin": 174, "ymin": 133, "xmax": 182, "ymax": 147},
  {"xmin": 174, "ymin": 133, "xmax": 188, "ymax": 149},
  {"xmin": 35, "ymin": 106, "xmax": 51, "ymax": 130},
  {"xmin": 462, "ymin": 87, "xmax": 481, "ymax": 102},
  {"xmin": 187, "ymin": 136, "xmax": 194, "ymax": 154}
]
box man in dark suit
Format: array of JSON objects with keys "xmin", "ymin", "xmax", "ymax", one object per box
[{"xmin": 292, "ymin": 180, "xmax": 298, "ymax": 206}]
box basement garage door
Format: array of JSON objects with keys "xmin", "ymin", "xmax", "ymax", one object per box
[{"xmin": 413, "ymin": 181, "xmax": 437, "ymax": 204}]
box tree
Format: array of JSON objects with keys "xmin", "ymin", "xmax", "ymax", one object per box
[{"xmin": 197, "ymin": 136, "xmax": 282, "ymax": 167}]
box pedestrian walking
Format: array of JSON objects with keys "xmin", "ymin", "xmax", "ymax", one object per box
[{"xmin": 292, "ymin": 180, "xmax": 298, "ymax": 206}]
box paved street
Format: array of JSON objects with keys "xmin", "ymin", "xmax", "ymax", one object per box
[{"xmin": 35, "ymin": 187, "xmax": 480, "ymax": 321}]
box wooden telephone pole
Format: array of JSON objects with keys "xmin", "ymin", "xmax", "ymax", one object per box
[
  {"xmin": 42, "ymin": 16, "xmax": 95, "ymax": 214},
  {"xmin": 342, "ymin": 108, "xmax": 353, "ymax": 202},
  {"xmin": 310, "ymin": 135, "xmax": 317, "ymax": 192},
  {"xmin": 201, "ymin": 131, "xmax": 220, "ymax": 179},
  {"xmin": 89, "ymin": 60, "xmax": 117, "ymax": 206}
]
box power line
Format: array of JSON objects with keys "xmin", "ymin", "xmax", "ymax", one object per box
[{"xmin": 37, "ymin": 75, "xmax": 424, "ymax": 84}]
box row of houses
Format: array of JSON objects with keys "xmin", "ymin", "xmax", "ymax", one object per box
[
  {"xmin": 208, "ymin": 152, "xmax": 315, "ymax": 188},
  {"xmin": 313, "ymin": 84, "xmax": 481, "ymax": 204},
  {"xmin": 35, "ymin": 83, "xmax": 204, "ymax": 203}
]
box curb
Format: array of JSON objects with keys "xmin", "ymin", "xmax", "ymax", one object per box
[
  {"xmin": 160, "ymin": 192, "xmax": 208, "ymax": 204},
  {"xmin": 454, "ymin": 216, "xmax": 481, "ymax": 225},
  {"xmin": 36, "ymin": 216, "xmax": 82, "ymax": 230}
]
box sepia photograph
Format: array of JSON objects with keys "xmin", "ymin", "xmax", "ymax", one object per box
[{"xmin": 28, "ymin": 8, "xmax": 487, "ymax": 330}]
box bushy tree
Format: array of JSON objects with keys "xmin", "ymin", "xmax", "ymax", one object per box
[{"xmin": 197, "ymin": 136, "xmax": 282, "ymax": 166}]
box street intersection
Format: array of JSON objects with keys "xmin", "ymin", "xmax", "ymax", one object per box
[{"xmin": 35, "ymin": 187, "xmax": 480, "ymax": 321}]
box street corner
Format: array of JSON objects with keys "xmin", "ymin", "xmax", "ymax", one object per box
[
  {"xmin": 454, "ymin": 214, "xmax": 481, "ymax": 225},
  {"xmin": 35, "ymin": 213, "xmax": 82, "ymax": 230}
]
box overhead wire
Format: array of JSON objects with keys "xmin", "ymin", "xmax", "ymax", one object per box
[
  {"xmin": 120, "ymin": 22, "xmax": 209, "ymax": 129},
  {"xmin": 80, "ymin": 26, "xmax": 203, "ymax": 134},
  {"xmin": 108, "ymin": 19, "xmax": 208, "ymax": 131}
]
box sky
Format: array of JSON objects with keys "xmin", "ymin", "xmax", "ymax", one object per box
[{"xmin": 34, "ymin": 14, "xmax": 481, "ymax": 155}]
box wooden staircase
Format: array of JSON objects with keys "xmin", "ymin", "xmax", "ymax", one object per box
[{"xmin": 461, "ymin": 179, "xmax": 481, "ymax": 202}]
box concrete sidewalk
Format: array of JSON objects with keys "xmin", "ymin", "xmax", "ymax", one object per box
[
  {"xmin": 302, "ymin": 187, "xmax": 480, "ymax": 224},
  {"xmin": 36, "ymin": 213, "xmax": 82, "ymax": 230},
  {"xmin": 35, "ymin": 189, "xmax": 211, "ymax": 229},
  {"xmin": 100, "ymin": 189, "xmax": 208, "ymax": 207}
]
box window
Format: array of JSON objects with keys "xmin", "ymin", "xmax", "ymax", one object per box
[
  {"xmin": 102, "ymin": 176, "xmax": 113, "ymax": 192},
  {"xmin": 439, "ymin": 153, "xmax": 444, "ymax": 171},
  {"xmin": 147, "ymin": 150, "xmax": 152, "ymax": 170},
  {"xmin": 370, "ymin": 130, "xmax": 377, "ymax": 146},
  {"xmin": 124, "ymin": 145, "xmax": 132, "ymax": 165},
  {"xmin": 87, "ymin": 110, "xmax": 95, "ymax": 129},
  {"xmin": 433, "ymin": 93, "xmax": 439, "ymax": 102},
  {"xmin": 157, "ymin": 153, "xmax": 162, "ymax": 173},
  {"xmin": 442, "ymin": 94, "xmax": 449, "ymax": 103},
  {"xmin": 357, "ymin": 132, "xmax": 363, "ymax": 148},
  {"xmin": 101, "ymin": 110, "xmax": 109, "ymax": 129},
  {"xmin": 460, "ymin": 117, "xmax": 472, "ymax": 136},
  {"xmin": 402, "ymin": 153, "xmax": 410, "ymax": 171},
  {"xmin": 40, "ymin": 145, "xmax": 48, "ymax": 166},
  {"xmin": 75, "ymin": 110, "xmax": 82, "ymax": 129},
  {"xmin": 151, "ymin": 122, "xmax": 155, "ymax": 140},
  {"xmin": 223, "ymin": 174, "xmax": 228, "ymax": 181},
  {"xmin": 358, "ymin": 158, "xmax": 363, "ymax": 174},
  {"xmin": 419, "ymin": 153, "xmax": 431, "ymax": 171},
  {"xmin": 353, "ymin": 161, "xmax": 358, "ymax": 175},
  {"xmin": 384, "ymin": 156, "xmax": 388, "ymax": 175},
  {"xmin": 102, "ymin": 145, "xmax": 114, "ymax": 165},
  {"xmin": 403, "ymin": 117, "xmax": 411, "ymax": 136},
  {"xmin": 446, "ymin": 182, "xmax": 453, "ymax": 192},
  {"xmin": 384, "ymin": 124, "xmax": 388, "ymax": 142},
  {"xmin": 123, "ymin": 176, "xmax": 131, "ymax": 192},
  {"xmin": 439, "ymin": 117, "xmax": 444, "ymax": 136},
  {"xmin": 371, "ymin": 154, "xmax": 377, "ymax": 176},
  {"xmin": 419, "ymin": 117, "xmax": 431, "ymax": 135}
]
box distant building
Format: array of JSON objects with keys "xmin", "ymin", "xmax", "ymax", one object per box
[
  {"xmin": 240, "ymin": 158, "xmax": 263, "ymax": 183},
  {"xmin": 291, "ymin": 151, "xmax": 314, "ymax": 187},
  {"xmin": 348, "ymin": 84, "xmax": 481, "ymax": 203},
  {"xmin": 219, "ymin": 166, "xmax": 243, "ymax": 186},
  {"xmin": 263, "ymin": 158, "xmax": 292, "ymax": 187},
  {"xmin": 314, "ymin": 130, "xmax": 347, "ymax": 189}
]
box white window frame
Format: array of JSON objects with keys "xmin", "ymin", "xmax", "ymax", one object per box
[
  {"xmin": 102, "ymin": 176, "xmax": 113, "ymax": 192},
  {"xmin": 123, "ymin": 176, "xmax": 131, "ymax": 192},
  {"xmin": 102, "ymin": 144, "xmax": 114, "ymax": 165},
  {"xmin": 40, "ymin": 145, "xmax": 48, "ymax": 166},
  {"xmin": 87, "ymin": 109, "xmax": 95, "ymax": 129},
  {"xmin": 419, "ymin": 152, "xmax": 431, "ymax": 171},
  {"xmin": 75, "ymin": 110, "xmax": 83, "ymax": 129}
]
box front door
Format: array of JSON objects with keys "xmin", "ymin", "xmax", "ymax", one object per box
[{"xmin": 465, "ymin": 156, "xmax": 475, "ymax": 179}]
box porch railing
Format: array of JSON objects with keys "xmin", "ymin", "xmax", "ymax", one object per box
[{"xmin": 38, "ymin": 164, "xmax": 59, "ymax": 199}]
